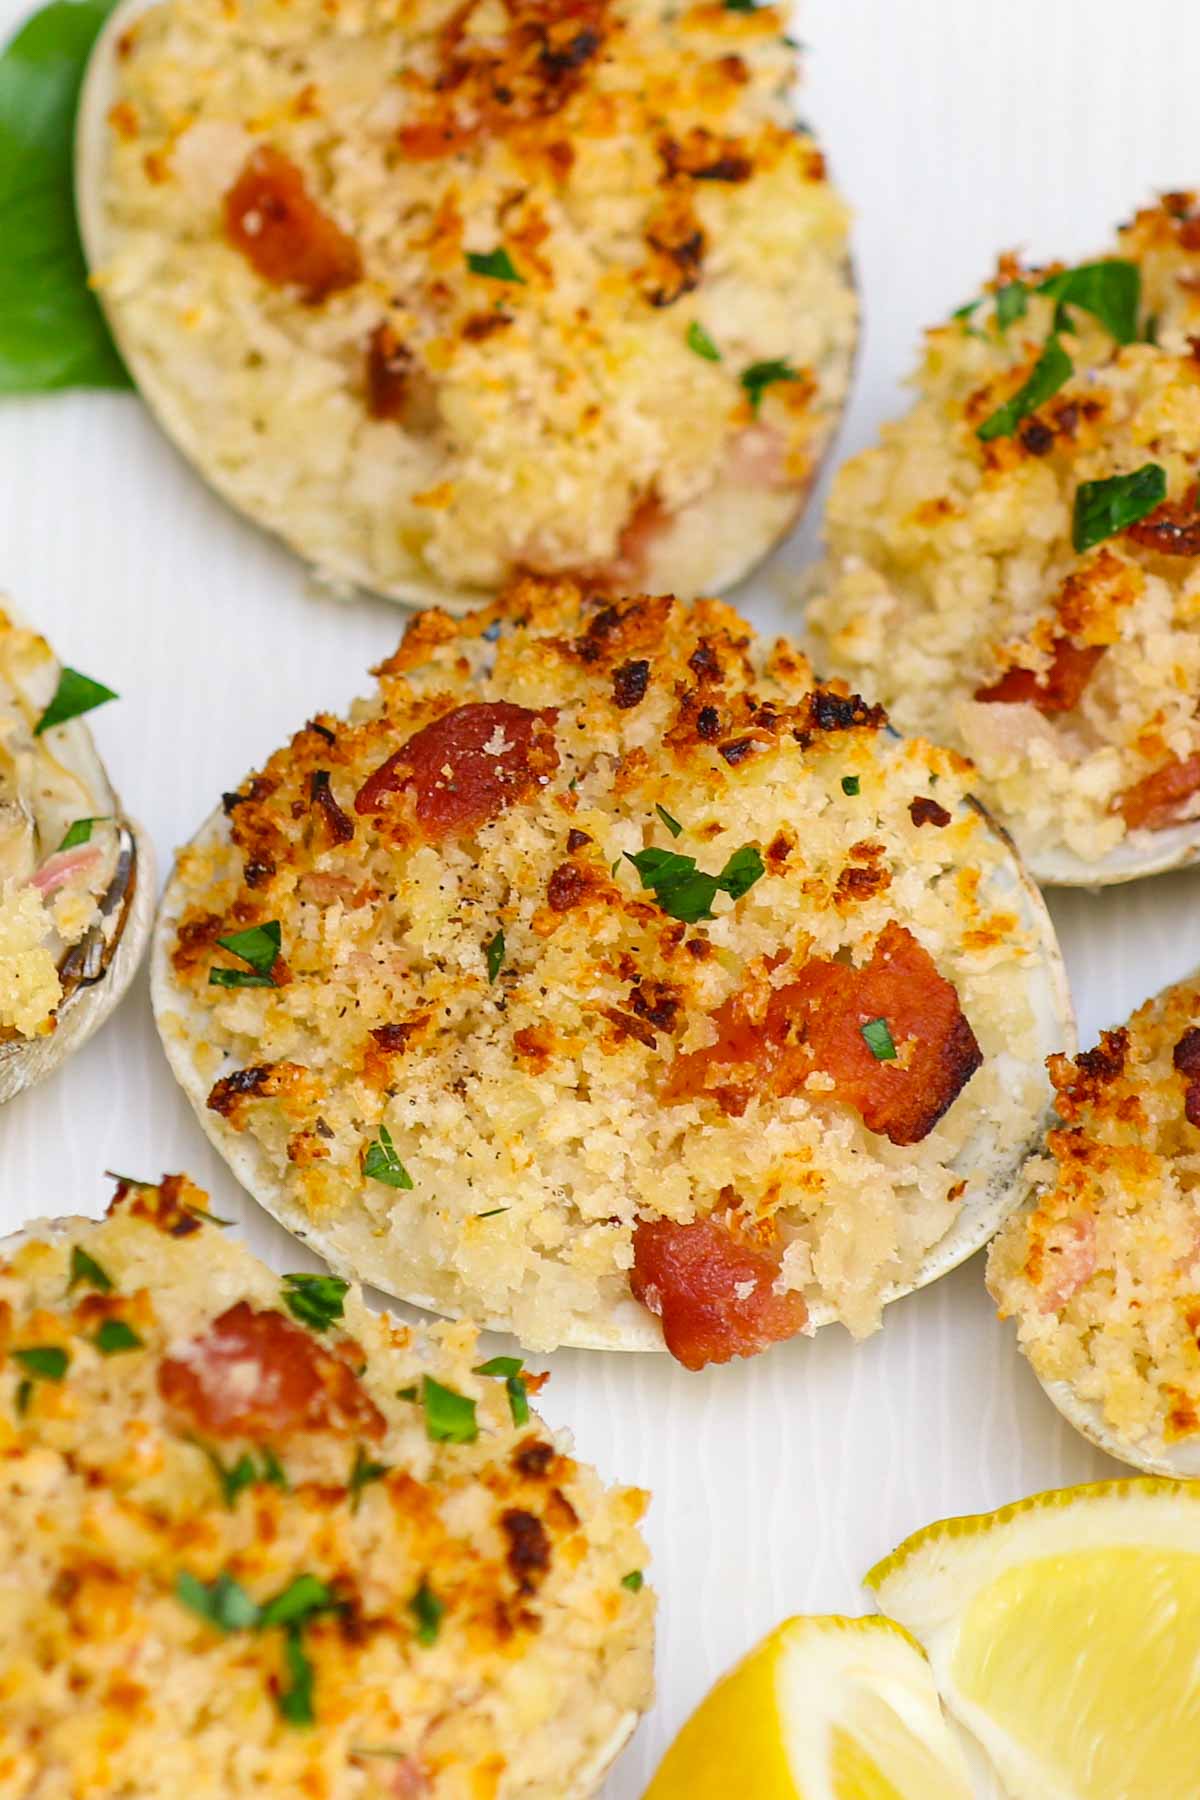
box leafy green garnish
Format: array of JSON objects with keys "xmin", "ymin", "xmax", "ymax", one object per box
[
  {"xmin": 68, "ymin": 1244, "xmax": 111, "ymax": 1292},
  {"xmin": 282, "ymin": 1272, "xmax": 349, "ymax": 1332},
  {"xmin": 723, "ymin": 0, "xmax": 761, "ymax": 9},
  {"xmin": 485, "ymin": 928, "xmax": 505, "ymax": 984},
  {"xmin": 1038, "ymin": 259, "xmax": 1140, "ymax": 346},
  {"xmin": 0, "ymin": 0, "xmax": 131, "ymax": 393},
  {"xmin": 347, "ymin": 1444, "xmax": 389, "ymax": 1512},
  {"xmin": 994, "ymin": 280, "xmax": 1029, "ymax": 331},
  {"xmin": 12, "ymin": 1344, "xmax": 68, "ymax": 1380},
  {"xmin": 422, "ymin": 1376, "xmax": 478, "ymax": 1445},
  {"xmin": 57, "ymin": 815, "xmax": 106, "ymax": 850},
  {"xmin": 1073, "ymin": 463, "xmax": 1167, "ymax": 553},
  {"xmin": 976, "ymin": 335, "xmax": 1072, "ymax": 442},
  {"xmin": 860, "ymin": 1017, "xmax": 897, "ymax": 1061},
  {"xmin": 93, "ymin": 1318, "xmax": 142, "ymax": 1354},
  {"xmin": 209, "ymin": 920, "xmax": 281, "ymax": 988},
  {"xmin": 841, "ymin": 775, "xmax": 860, "ymax": 797},
  {"xmin": 686, "ymin": 320, "xmax": 721, "ymax": 361},
  {"xmin": 362, "ymin": 1124, "xmax": 414, "ymax": 1190},
  {"xmin": 176, "ymin": 1570, "xmax": 261, "ymax": 1633},
  {"xmin": 258, "ymin": 1574, "xmax": 337, "ymax": 1631},
  {"xmin": 655, "ymin": 803, "xmax": 683, "ymax": 838},
  {"xmin": 410, "ymin": 1580, "xmax": 445, "ymax": 1647},
  {"xmin": 200, "ymin": 1443, "xmax": 288, "ymax": 1507},
  {"xmin": 474, "ymin": 1356, "xmax": 529, "ymax": 1426},
  {"xmin": 260, "ymin": 1446, "xmax": 288, "ymax": 1489},
  {"xmin": 34, "ymin": 667, "xmax": 117, "ymax": 735},
  {"xmin": 176, "ymin": 1570, "xmax": 337, "ymax": 1725},
  {"xmin": 466, "ymin": 247, "xmax": 524, "ymax": 283},
  {"xmin": 626, "ymin": 843, "xmax": 765, "ymax": 923},
  {"xmin": 740, "ymin": 358, "xmax": 798, "ymax": 414},
  {"xmin": 278, "ymin": 1627, "xmax": 317, "ymax": 1725},
  {"xmin": 15, "ymin": 1379, "xmax": 31, "ymax": 1416},
  {"xmin": 621, "ymin": 1570, "xmax": 645, "ymax": 1592}
]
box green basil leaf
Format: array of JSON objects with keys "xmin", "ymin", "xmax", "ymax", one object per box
[
  {"xmin": 655, "ymin": 803, "xmax": 683, "ymax": 837},
  {"xmin": 474, "ymin": 1356, "xmax": 529, "ymax": 1425},
  {"xmin": 686, "ymin": 320, "xmax": 720, "ymax": 361},
  {"xmin": 213, "ymin": 920, "xmax": 280, "ymax": 978},
  {"xmin": 410, "ymin": 1579, "xmax": 444, "ymax": 1647},
  {"xmin": 466, "ymin": 247, "xmax": 524, "ymax": 284},
  {"xmin": 207, "ymin": 968, "xmax": 276, "ymax": 989},
  {"xmin": 34, "ymin": 666, "xmax": 117, "ymax": 734},
  {"xmin": 362, "ymin": 1123, "xmax": 414, "ymax": 1190},
  {"xmin": 93, "ymin": 1317, "xmax": 142, "ymax": 1354},
  {"xmin": 485, "ymin": 928, "xmax": 505, "ymax": 983},
  {"xmin": 281, "ymin": 1272, "xmax": 349, "ymax": 1332},
  {"xmin": 68, "ymin": 1243, "xmax": 111, "ymax": 1291},
  {"xmin": 0, "ymin": 0, "xmax": 131, "ymax": 392},
  {"xmin": 977, "ymin": 335, "xmax": 1072, "ymax": 442},
  {"xmin": 626, "ymin": 842, "xmax": 763, "ymax": 923},
  {"xmin": 422, "ymin": 1375, "xmax": 478, "ymax": 1445},
  {"xmin": 13, "ymin": 1344, "xmax": 69, "ymax": 1380},
  {"xmin": 740, "ymin": 358, "xmax": 798, "ymax": 415},
  {"xmin": 58, "ymin": 815, "xmax": 106, "ymax": 849},
  {"xmin": 716, "ymin": 844, "xmax": 764, "ymax": 901},
  {"xmin": 1073, "ymin": 462, "xmax": 1167, "ymax": 553},
  {"xmin": 861, "ymin": 1016, "xmax": 897, "ymax": 1061},
  {"xmin": 1038, "ymin": 259, "xmax": 1140, "ymax": 346}
]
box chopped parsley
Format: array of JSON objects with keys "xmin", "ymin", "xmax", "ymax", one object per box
[
  {"xmin": 410, "ymin": 1580, "xmax": 445, "ymax": 1647},
  {"xmin": 175, "ymin": 1570, "xmax": 337, "ymax": 1725},
  {"xmin": 201, "ymin": 1443, "xmax": 287, "ymax": 1507},
  {"xmin": 68, "ymin": 1244, "xmax": 111, "ymax": 1292},
  {"xmin": 485, "ymin": 928, "xmax": 505, "ymax": 983},
  {"xmin": 993, "ymin": 280, "xmax": 1029, "ymax": 331},
  {"xmin": 57, "ymin": 815, "xmax": 106, "ymax": 850},
  {"xmin": 12, "ymin": 1345, "xmax": 68, "ymax": 1381},
  {"xmin": 1073, "ymin": 463, "xmax": 1167, "ymax": 553},
  {"xmin": 422, "ymin": 1376, "xmax": 478, "ymax": 1445},
  {"xmin": 466, "ymin": 247, "xmax": 525, "ymax": 284},
  {"xmin": 362, "ymin": 1124, "xmax": 414, "ymax": 1190},
  {"xmin": 686, "ymin": 320, "xmax": 721, "ymax": 361},
  {"xmin": 860, "ymin": 1016, "xmax": 897, "ymax": 1061},
  {"xmin": 621, "ymin": 1570, "xmax": 645, "ymax": 1592},
  {"xmin": 93, "ymin": 1318, "xmax": 142, "ymax": 1354},
  {"xmin": 176, "ymin": 1570, "xmax": 260, "ymax": 1633},
  {"xmin": 278, "ymin": 1627, "xmax": 317, "ymax": 1725},
  {"xmin": 347, "ymin": 1444, "xmax": 389, "ymax": 1511},
  {"xmin": 258, "ymin": 1574, "xmax": 337, "ymax": 1630},
  {"xmin": 625, "ymin": 843, "xmax": 765, "ymax": 923},
  {"xmin": 282, "ymin": 1272, "xmax": 349, "ymax": 1332},
  {"xmin": 15, "ymin": 1380, "xmax": 31, "ymax": 1416},
  {"xmin": 740, "ymin": 358, "xmax": 798, "ymax": 414},
  {"xmin": 261, "ymin": 1446, "xmax": 289, "ymax": 1489},
  {"xmin": 977, "ymin": 335, "xmax": 1072, "ymax": 442},
  {"xmin": 474, "ymin": 1355, "xmax": 530, "ymax": 1426},
  {"xmin": 841, "ymin": 775, "xmax": 860, "ymax": 796},
  {"xmin": 723, "ymin": 0, "xmax": 761, "ymax": 9},
  {"xmin": 34, "ymin": 667, "xmax": 117, "ymax": 735},
  {"xmin": 655, "ymin": 803, "xmax": 684, "ymax": 838},
  {"xmin": 1038, "ymin": 258, "xmax": 1140, "ymax": 346},
  {"xmin": 209, "ymin": 920, "xmax": 281, "ymax": 989}
]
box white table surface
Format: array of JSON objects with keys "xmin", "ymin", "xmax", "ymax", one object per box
[{"xmin": 3, "ymin": 0, "xmax": 1199, "ymax": 1790}]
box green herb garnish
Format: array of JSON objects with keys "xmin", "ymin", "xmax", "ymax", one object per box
[
  {"xmin": 686, "ymin": 320, "xmax": 721, "ymax": 361},
  {"xmin": 176, "ymin": 1570, "xmax": 261, "ymax": 1633},
  {"xmin": 655, "ymin": 804, "xmax": 683, "ymax": 838},
  {"xmin": 740, "ymin": 358, "xmax": 798, "ymax": 414},
  {"xmin": 1038, "ymin": 259, "xmax": 1140, "ymax": 346},
  {"xmin": 34, "ymin": 667, "xmax": 117, "ymax": 735},
  {"xmin": 68, "ymin": 1244, "xmax": 111, "ymax": 1292},
  {"xmin": 0, "ymin": 0, "xmax": 131, "ymax": 394},
  {"xmin": 261, "ymin": 1447, "xmax": 289, "ymax": 1489},
  {"xmin": 466, "ymin": 247, "xmax": 525, "ymax": 284},
  {"xmin": 362, "ymin": 1124, "xmax": 414, "ymax": 1190},
  {"xmin": 93, "ymin": 1318, "xmax": 142, "ymax": 1355},
  {"xmin": 209, "ymin": 920, "xmax": 281, "ymax": 988},
  {"xmin": 860, "ymin": 1017, "xmax": 897, "ymax": 1061},
  {"xmin": 176, "ymin": 1570, "xmax": 336, "ymax": 1725},
  {"xmin": 12, "ymin": 1345, "xmax": 68, "ymax": 1381},
  {"xmin": 258, "ymin": 1574, "xmax": 337, "ymax": 1631},
  {"xmin": 1073, "ymin": 463, "xmax": 1167, "ymax": 553},
  {"xmin": 410, "ymin": 1580, "xmax": 445, "ymax": 1647},
  {"xmin": 475, "ymin": 1207, "xmax": 509, "ymax": 1219},
  {"xmin": 15, "ymin": 1379, "xmax": 31, "ymax": 1416},
  {"xmin": 282, "ymin": 1272, "xmax": 349, "ymax": 1332},
  {"xmin": 994, "ymin": 280, "xmax": 1029, "ymax": 331},
  {"xmin": 207, "ymin": 1448, "xmax": 258, "ymax": 1509},
  {"xmin": 57, "ymin": 815, "xmax": 106, "ymax": 849},
  {"xmin": 347, "ymin": 1444, "xmax": 389, "ymax": 1511},
  {"xmin": 474, "ymin": 1356, "xmax": 530, "ymax": 1426},
  {"xmin": 625, "ymin": 843, "xmax": 764, "ymax": 923},
  {"xmin": 422, "ymin": 1376, "xmax": 478, "ymax": 1445},
  {"xmin": 621, "ymin": 1570, "xmax": 645, "ymax": 1592},
  {"xmin": 278, "ymin": 1627, "xmax": 316, "ymax": 1725},
  {"xmin": 485, "ymin": 928, "xmax": 505, "ymax": 983},
  {"xmin": 841, "ymin": 775, "xmax": 860, "ymax": 797},
  {"xmin": 977, "ymin": 335, "xmax": 1072, "ymax": 442}
]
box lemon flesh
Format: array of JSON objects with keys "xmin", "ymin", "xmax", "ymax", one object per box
[
  {"xmin": 642, "ymin": 1615, "xmax": 972, "ymax": 1800},
  {"xmin": 867, "ymin": 1477, "xmax": 1200, "ymax": 1800}
]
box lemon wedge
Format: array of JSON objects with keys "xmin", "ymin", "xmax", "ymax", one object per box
[
  {"xmin": 642, "ymin": 1614, "xmax": 972, "ymax": 1800},
  {"xmin": 866, "ymin": 1477, "xmax": 1200, "ymax": 1800}
]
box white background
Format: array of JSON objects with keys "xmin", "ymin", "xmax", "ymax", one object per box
[{"xmin": 2, "ymin": 0, "xmax": 1200, "ymax": 1790}]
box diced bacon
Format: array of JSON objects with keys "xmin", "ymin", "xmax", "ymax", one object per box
[
  {"xmin": 158, "ymin": 1302, "xmax": 384, "ymax": 1441},
  {"xmin": 1125, "ymin": 493, "xmax": 1200, "ymax": 557},
  {"xmin": 224, "ymin": 145, "xmax": 362, "ymax": 304},
  {"xmin": 974, "ymin": 638, "xmax": 1104, "ymax": 713},
  {"xmin": 1117, "ymin": 752, "xmax": 1200, "ymax": 831},
  {"xmin": 630, "ymin": 1217, "xmax": 808, "ymax": 1370},
  {"xmin": 667, "ymin": 921, "xmax": 982, "ymax": 1146},
  {"xmin": 1174, "ymin": 1026, "xmax": 1200, "ymax": 1127},
  {"xmin": 297, "ymin": 871, "xmax": 362, "ymax": 907},
  {"xmin": 1038, "ymin": 1216, "xmax": 1097, "ymax": 1313},
  {"xmin": 30, "ymin": 844, "xmax": 103, "ymax": 896},
  {"xmin": 354, "ymin": 702, "xmax": 559, "ymax": 841}
]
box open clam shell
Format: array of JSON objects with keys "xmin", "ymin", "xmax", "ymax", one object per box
[
  {"xmin": 76, "ymin": 0, "xmax": 856, "ymax": 613},
  {"xmin": 0, "ymin": 607, "xmax": 154, "ymax": 1106}
]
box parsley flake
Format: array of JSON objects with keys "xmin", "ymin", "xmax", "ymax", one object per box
[
  {"xmin": 362, "ymin": 1124, "xmax": 414, "ymax": 1190},
  {"xmin": 176, "ymin": 1570, "xmax": 260, "ymax": 1633},
  {"xmin": 422, "ymin": 1376, "xmax": 478, "ymax": 1445},
  {"xmin": 1073, "ymin": 463, "xmax": 1167, "ymax": 553},
  {"xmin": 12, "ymin": 1345, "xmax": 68, "ymax": 1381},
  {"xmin": 58, "ymin": 815, "xmax": 107, "ymax": 850},
  {"xmin": 93, "ymin": 1318, "xmax": 142, "ymax": 1355},
  {"xmin": 740, "ymin": 358, "xmax": 798, "ymax": 414},
  {"xmin": 34, "ymin": 667, "xmax": 117, "ymax": 735},
  {"xmin": 1038, "ymin": 259, "xmax": 1140, "ymax": 346},
  {"xmin": 466, "ymin": 247, "xmax": 525, "ymax": 284},
  {"xmin": 209, "ymin": 920, "xmax": 281, "ymax": 988},
  {"xmin": 621, "ymin": 1570, "xmax": 645, "ymax": 1592},
  {"xmin": 485, "ymin": 928, "xmax": 505, "ymax": 983},
  {"xmin": 861, "ymin": 1016, "xmax": 897, "ymax": 1061},
  {"xmin": 993, "ymin": 280, "xmax": 1029, "ymax": 332},
  {"xmin": 841, "ymin": 775, "xmax": 860, "ymax": 797},
  {"xmin": 259, "ymin": 1574, "xmax": 337, "ymax": 1631},
  {"xmin": 347, "ymin": 1444, "xmax": 389, "ymax": 1512},
  {"xmin": 261, "ymin": 1447, "xmax": 289, "ymax": 1489},
  {"xmin": 625, "ymin": 843, "xmax": 764, "ymax": 923},
  {"xmin": 977, "ymin": 335, "xmax": 1072, "ymax": 441},
  {"xmin": 204, "ymin": 1446, "xmax": 258, "ymax": 1508},
  {"xmin": 68, "ymin": 1244, "xmax": 111, "ymax": 1292},
  {"xmin": 410, "ymin": 1580, "xmax": 445, "ymax": 1647},
  {"xmin": 282, "ymin": 1272, "xmax": 349, "ymax": 1332},
  {"xmin": 655, "ymin": 803, "xmax": 684, "ymax": 838},
  {"xmin": 686, "ymin": 320, "xmax": 721, "ymax": 361},
  {"xmin": 278, "ymin": 1627, "xmax": 317, "ymax": 1725},
  {"xmin": 474, "ymin": 1356, "xmax": 530, "ymax": 1426}
]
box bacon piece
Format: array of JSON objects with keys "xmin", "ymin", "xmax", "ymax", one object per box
[
  {"xmin": 354, "ymin": 702, "xmax": 559, "ymax": 841},
  {"xmin": 1174, "ymin": 1027, "xmax": 1200, "ymax": 1127},
  {"xmin": 1125, "ymin": 493, "xmax": 1200, "ymax": 557},
  {"xmin": 1117, "ymin": 752, "xmax": 1200, "ymax": 831},
  {"xmin": 1037, "ymin": 1216, "xmax": 1097, "ymax": 1313},
  {"xmin": 30, "ymin": 844, "xmax": 103, "ymax": 896},
  {"xmin": 159, "ymin": 1302, "xmax": 384, "ymax": 1441},
  {"xmin": 630, "ymin": 1217, "xmax": 808, "ymax": 1370},
  {"xmin": 974, "ymin": 638, "xmax": 1104, "ymax": 713},
  {"xmin": 668, "ymin": 922, "xmax": 981, "ymax": 1146},
  {"xmin": 224, "ymin": 145, "xmax": 362, "ymax": 304},
  {"xmin": 365, "ymin": 323, "xmax": 413, "ymax": 422}
]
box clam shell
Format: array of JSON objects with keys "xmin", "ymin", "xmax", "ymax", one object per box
[
  {"xmin": 75, "ymin": 0, "xmax": 856, "ymax": 615},
  {"xmin": 1028, "ymin": 821, "xmax": 1200, "ymax": 890},
  {"xmin": 151, "ymin": 784, "xmax": 1074, "ymax": 1355}
]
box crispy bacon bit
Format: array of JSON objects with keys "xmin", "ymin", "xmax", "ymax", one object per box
[
  {"xmin": 602, "ymin": 1006, "xmax": 659, "ymax": 1050},
  {"xmin": 310, "ymin": 769, "xmax": 355, "ymax": 844},
  {"xmin": 668, "ymin": 922, "xmax": 981, "ymax": 1146},
  {"xmin": 365, "ymin": 323, "xmax": 413, "ymax": 421},
  {"xmin": 629, "ymin": 980, "xmax": 680, "ymax": 1033},
  {"xmin": 159, "ymin": 1302, "xmax": 384, "ymax": 1441},
  {"xmin": 354, "ymin": 702, "xmax": 559, "ymax": 841},
  {"xmin": 630, "ymin": 1217, "xmax": 808, "ymax": 1370},
  {"xmin": 974, "ymin": 639, "xmax": 1104, "ymax": 713},
  {"xmin": 1037, "ymin": 1216, "xmax": 1097, "ymax": 1313},
  {"xmin": 500, "ymin": 1508, "xmax": 552, "ymax": 1592},
  {"xmin": 909, "ymin": 796, "xmax": 952, "ymax": 828},
  {"xmin": 546, "ymin": 861, "xmax": 587, "ymax": 911},
  {"xmin": 1117, "ymin": 751, "xmax": 1200, "ymax": 831},
  {"xmin": 224, "ymin": 145, "xmax": 362, "ymax": 304},
  {"xmin": 1174, "ymin": 1027, "xmax": 1200, "ymax": 1127},
  {"xmin": 803, "ymin": 689, "xmax": 887, "ymax": 737},
  {"xmin": 1125, "ymin": 491, "xmax": 1200, "ymax": 557},
  {"xmin": 612, "ymin": 659, "xmax": 650, "ymax": 709}
]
